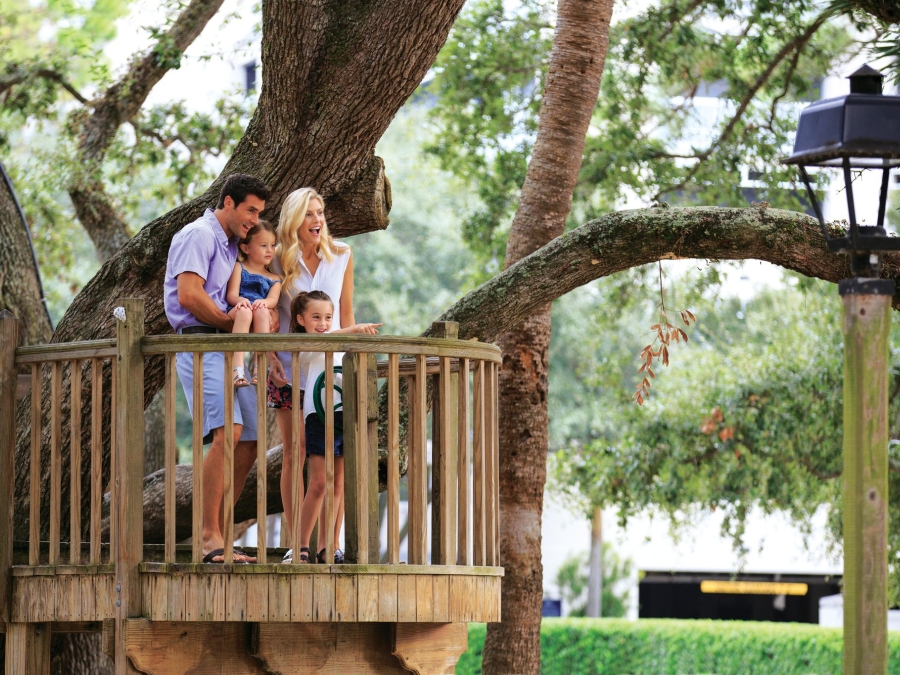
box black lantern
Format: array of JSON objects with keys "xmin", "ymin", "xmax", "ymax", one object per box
[{"xmin": 783, "ymin": 65, "xmax": 900, "ymax": 277}]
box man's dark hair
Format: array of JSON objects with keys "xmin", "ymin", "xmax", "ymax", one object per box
[{"xmin": 217, "ymin": 174, "xmax": 271, "ymax": 209}]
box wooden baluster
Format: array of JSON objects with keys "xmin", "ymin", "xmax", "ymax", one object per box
[
  {"xmin": 49, "ymin": 361, "xmax": 61, "ymax": 565},
  {"xmin": 0, "ymin": 310, "xmax": 19, "ymax": 620},
  {"xmin": 90, "ymin": 358, "xmax": 102, "ymax": 565},
  {"xmin": 69, "ymin": 360, "xmax": 82, "ymax": 565},
  {"xmin": 343, "ymin": 353, "xmax": 369, "ymax": 564},
  {"xmin": 387, "ymin": 353, "xmax": 400, "ymax": 564},
  {"xmin": 490, "ymin": 362, "xmax": 500, "ymax": 565},
  {"xmin": 164, "ymin": 353, "xmax": 177, "ymax": 563},
  {"xmin": 29, "ymin": 363, "xmax": 41, "ymax": 566},
  {"xmin": 114, "ymin": 298, "xmax": 145, "ymax": 673},
  {"xmin": 324, "ymin": 352, "xmax": 335, "ymax": 565},
  {"xmin": 437, "ymin": 354, "xmax": 456, "ymax": 565},
  {"xmin": 472, "ymin": 360, "xmax": 485, "ymax": 566},
  {"xmin": 110, "ymin": 359, "xmax": 116, "ymax": 561},
  {"xmin": 192, "ymin": 352, "xmax": 204, "ymax": 563},
  {"xmin": 430, "ymin": 322, "xmax": 458, "ymax": 566},
  {"xmin": 256, "ymin": 351, "xmax": 267, "ymax": 562},
  {"xmin": 457, "ymin": 358, "xmax": 471, "ymax": 566},
  {"xmin": 409, "ymin": 355, "xmax": 428, "ymax": 565},
  {"xmin": 223, "ymin": 351, "xmax": 234, "ymax": 564},
  {"xmin": 291, "ymin": 353, "xmax": 302, "ymax": 561}
]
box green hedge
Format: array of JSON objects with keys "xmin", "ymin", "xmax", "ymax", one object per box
[{"xmin": 457, "ymin": 619, "xmax": 900, "ymax": 675}]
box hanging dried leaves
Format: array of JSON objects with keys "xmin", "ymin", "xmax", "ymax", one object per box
[{"xmin": 633, "ymin": 263, "xmax": 696, "ymax": 405}]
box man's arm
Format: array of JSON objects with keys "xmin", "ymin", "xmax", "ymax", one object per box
[{"xmin": 177, "ymin": 272, "xmax": 234, "ymax": 331}]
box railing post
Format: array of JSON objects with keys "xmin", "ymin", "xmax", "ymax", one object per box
[
  {"xmin": 0, "ymin": 309, "xmax": 19, "ymax": 622},
  {"xmin": 431, "ymin": 321, "xmax": 458, "ymax": 565},
  {"xmin": 344, "ymin": 352, "xmax": 376, "ymax": 563},
  {"xmin": 114, "ymin": 298, "xmax": 144, "ymax": 674}
]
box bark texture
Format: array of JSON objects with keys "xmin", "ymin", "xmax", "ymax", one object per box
[
  {"xmin": 483, "ymin": 1, "xmax": 613, "ymax": 671},
  {"xmin": 68, "ymin": 0, "xmax": 226, "ymax": 262},
  {"xmin": 0, "ymin": 163, "xmax": 53, "ymax": 346}
]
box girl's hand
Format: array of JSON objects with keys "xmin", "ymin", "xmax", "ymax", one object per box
[
  {"xmin": 251, "ymin": 299, "xmax": 268, "ymax": 311},
  {"xmin": 235, "ymin": 297, "xmax": 252, "ymax": 310},
  {"xmin": 268, "ymin": 356, "xmax": 288, "ymax": 387},
  {"xmin": 350, "ymin": 323, "xmax": 382, "ymax": 335}
]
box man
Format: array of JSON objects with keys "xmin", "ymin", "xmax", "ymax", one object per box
[{"xmin": 164, "ymin": 173, "xmax": 271, "ymax": 562}]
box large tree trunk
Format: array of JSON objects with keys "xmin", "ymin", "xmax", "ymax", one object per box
[
  {"xmin": 0, "ymin": 162, "xmax": 53, "ymax": 346},
  {"xmin": 483, "ymin": 1, "xmax": 613, "ymax": 671}
]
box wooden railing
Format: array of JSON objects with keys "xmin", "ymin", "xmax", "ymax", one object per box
[{"xmin": 2, "ymin": 299, "xmax": 502, "ymax": 581}]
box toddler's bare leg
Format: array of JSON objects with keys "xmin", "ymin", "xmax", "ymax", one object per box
[{"xmin": 228, "ymin": 306, "xmax": 253, "ymax": 383}]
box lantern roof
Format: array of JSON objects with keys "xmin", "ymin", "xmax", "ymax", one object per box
[{"xmin": 784, "ymin": 66, "xmax": 900, "ymax": 168}]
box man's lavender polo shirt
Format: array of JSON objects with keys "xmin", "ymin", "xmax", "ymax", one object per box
[{"xmin": 164, "ymin": 209, "xmax": 238, "ymax": 331}]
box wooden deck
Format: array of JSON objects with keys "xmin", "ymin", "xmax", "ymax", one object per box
[
  {"xmin": 1, "ymin": 302, "xmax": 503, "ymax": 674},
  {"xmin": 9, "ymin": 561, "xmax": 501, "ymax": 624}
]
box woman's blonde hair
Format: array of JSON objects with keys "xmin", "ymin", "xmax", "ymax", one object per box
[{"xmin": 277, "ymin": 188, "xmax": 346, "ymax": 295}]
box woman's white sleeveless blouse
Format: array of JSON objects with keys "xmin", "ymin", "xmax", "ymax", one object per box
[{"xmin": 274, "ymin": 243, "xmax": 350, "ymax": 387}]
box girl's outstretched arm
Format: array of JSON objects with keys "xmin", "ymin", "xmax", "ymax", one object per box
[{"xmin": 331, "ymin": 322, "xmax": 382, "ymax": 335}]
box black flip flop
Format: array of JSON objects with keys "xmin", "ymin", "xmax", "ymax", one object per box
[{"xmin": 201, "ymin": 547, "xmax": 255, "ymax": 563}]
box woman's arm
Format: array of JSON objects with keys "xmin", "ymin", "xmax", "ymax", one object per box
[
  {"xmin": 339, "ymin": 249, "xmax": 355, "ymax": 328},
  {"xmin": 225, "ymin": 264, "xmax": 244, "ymax": 307}
]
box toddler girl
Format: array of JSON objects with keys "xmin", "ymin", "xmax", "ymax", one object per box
[
  {"xmin": 289, "ymin": 290, "xmax": 380, "ymax": 564},
  {"xmin": 225, "ymin": 220, "xmax": 282, "ymax": 387}
]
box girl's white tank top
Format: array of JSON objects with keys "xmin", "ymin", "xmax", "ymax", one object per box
[{"xmin": 274, "ymin": 243, "xmax": 351, "ymax": 388}]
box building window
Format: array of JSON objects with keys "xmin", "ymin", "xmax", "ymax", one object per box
[{"xmin": 244, "ymin": 61, "xmax": 257, "ymax": 94}]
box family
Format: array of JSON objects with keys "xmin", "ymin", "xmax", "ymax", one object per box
[{"xmin": 163, "ymin": 174, "xmax": 381, "ymax": 564}]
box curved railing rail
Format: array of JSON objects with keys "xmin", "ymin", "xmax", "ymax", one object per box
[{"xmin": 2, "ymin": 300, "xmax": 501, "ymax": 586}]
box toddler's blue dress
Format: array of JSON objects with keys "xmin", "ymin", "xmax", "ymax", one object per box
[{"xmin": 229, "ymin": 264, "xmax": 279, "ymax": 309}]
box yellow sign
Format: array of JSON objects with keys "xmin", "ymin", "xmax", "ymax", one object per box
[{"xmin": 699, "ymin": 581, "xmax": 808, "ymax": 596}]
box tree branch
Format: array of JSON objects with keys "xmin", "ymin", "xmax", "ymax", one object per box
[
  {"xmin": 0, "ymin": 67, "xmax": 89, "ymax": 104},
  {"xmin": 68, "ymin": 0, "xmax": 225, "ymax": 262},
  {"xmin": 652, "ymin": 13, "xmax": 828, "ymax": 201},
  {"xmin": 430, "ymin": 205, "xmax": 882, "ymax": 343}
]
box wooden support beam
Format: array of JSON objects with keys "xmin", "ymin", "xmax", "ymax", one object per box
[
  {"xmin": 840, "ymin": 281, "xmax": 892, "ymax": 675},
  {"xmin": 4, "ymin": 622, "xmax": 50, "ymax": 675},
  {"xmin": 0, "ymin": 310, "xmax": 18, "ymax": 622},
  {"xmin": 114, "ymin": 298, "xmax": 145, "ymax": 675},
  {"xmin": 115, "ymin": 620, "xmax": 266, "ymax": 674},
  {"xmin": 393, "ymin": 623, "xmax": 469, "ymax": 675}
]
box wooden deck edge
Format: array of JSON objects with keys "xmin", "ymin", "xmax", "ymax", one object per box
[
  {"xmin": 0, "ymin": 621, "xmax": 103, "ymax": 633},
  {"xmin": 138, "ymin": 562, "xmax": 504, "ymax": 575}
]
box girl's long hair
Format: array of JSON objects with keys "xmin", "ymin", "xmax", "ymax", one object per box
[
  {"xmin": 290, "ymin": 290, "xmax": 334, "ymax": 333},
  {"xmin": 277, "ymin": 188, "xmax": 347, "ymax": 295}
]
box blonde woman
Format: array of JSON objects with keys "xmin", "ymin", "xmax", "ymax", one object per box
[{"xmin": 268, "ymin": 187, "xmax": 355, "ymax": 563}]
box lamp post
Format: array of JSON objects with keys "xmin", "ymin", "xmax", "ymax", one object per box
[{"xmin": 784, "ymin": 64, "xmax": 900, "ymax": 675}]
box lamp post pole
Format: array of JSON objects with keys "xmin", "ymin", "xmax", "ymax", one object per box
[
  {"xmin": 783, "ymin": 64, "xmax": 900, "ymax": 673},
  {"xmin": 840, "ymin": 277, "xmax": 892, "ymax": 675}
]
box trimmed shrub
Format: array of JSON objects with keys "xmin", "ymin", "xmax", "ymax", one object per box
[{"xmin": 457, "ymin": 619, "xmax": 900, "ymax": 674}]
